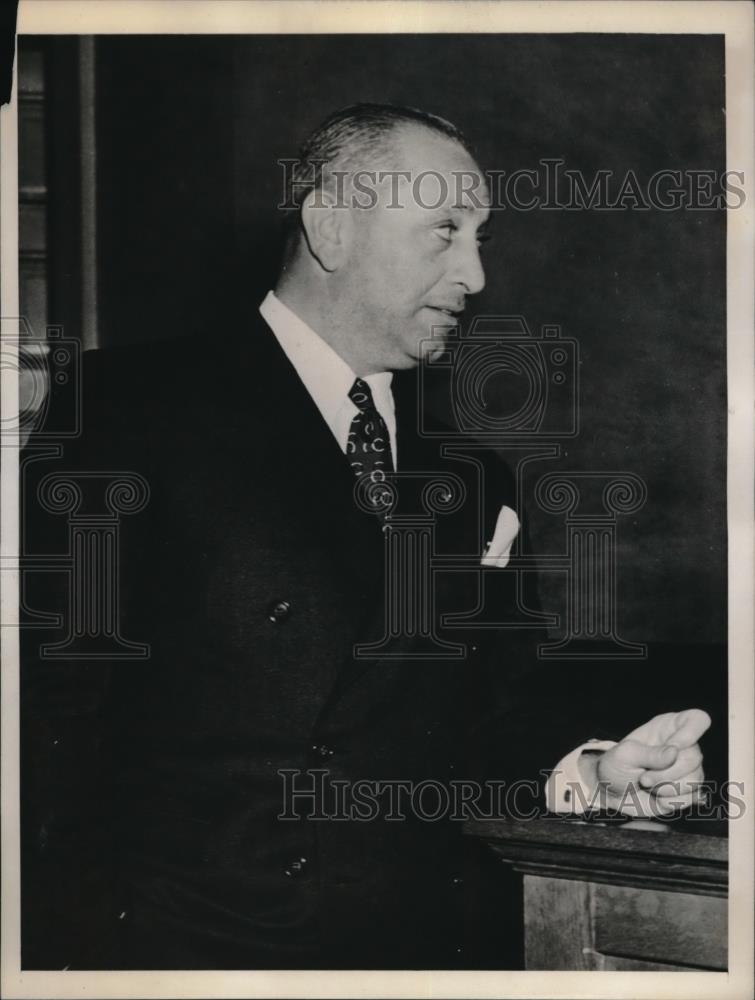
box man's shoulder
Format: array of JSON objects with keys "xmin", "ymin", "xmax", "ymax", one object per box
[
  {"xmin": 82, "ymin": 312, "xmax": 280, "ymax": 413},
  {"xmin": 83, "ymin": 332, "xmax": 199, "ymax": 383},
  {"xmin": 79, "ymin": 335, "xmax": 206, "ymax": 438}
]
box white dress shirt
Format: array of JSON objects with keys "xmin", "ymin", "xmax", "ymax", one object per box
[
  {"xmin": 258, "ymin": 289, "xmax": 602, "ymax": 814},
  {"xmin": 259, "ymin": 290, "xmax": 397, "ymax": 465}
]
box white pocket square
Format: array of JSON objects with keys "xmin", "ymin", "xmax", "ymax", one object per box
[{"xmin": 480, "ymin": 505, "xmax": 520, "ymax": 568}]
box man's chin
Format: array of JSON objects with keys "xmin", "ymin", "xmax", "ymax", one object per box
[
  {"xmin": 424, "ymin": 310, "xmax": 461, "ymax": 345},
  {"xmin": 418, "ymin": 331, "xmax": 451, "ymax": 362},
  {"xmin": 394, "ymin": 320, "xmax": 454, "ymax": 369}
]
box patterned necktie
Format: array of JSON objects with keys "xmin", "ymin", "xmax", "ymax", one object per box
[{"xmin": 347, "ymin": 377, "xmax": 395, "ymax": 519}]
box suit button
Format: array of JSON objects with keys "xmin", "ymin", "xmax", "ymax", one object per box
[
  {"xmin": 267, "ymin": 599, "xmax": 291, "ymax": 623},
  {"xmin": 311, "ymin": 743, "xmax": 335, "ymax": 760},
  {"xmin": 283, "ymin": 856, "xmax": 308, "ymax": 878}
]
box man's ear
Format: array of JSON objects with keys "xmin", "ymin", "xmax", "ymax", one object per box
[{"xmin": 300, "ymin": 188, "xmax": 352, "ymax": 272}]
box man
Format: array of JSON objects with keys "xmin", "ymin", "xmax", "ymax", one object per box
[{"xmin": 21, "ymin": 103, "xmax": 709, "ymax": 970}]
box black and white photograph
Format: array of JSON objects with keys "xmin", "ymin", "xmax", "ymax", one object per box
[{"xmin": 1, "ymin": 2, "xmax": 753, "ymax": 998}]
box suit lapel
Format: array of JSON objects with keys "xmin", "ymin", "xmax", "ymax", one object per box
[
  {"xmin": 225, "ymin": 315, "xmax": 386, "ymax": 596},
  {"xmin": 313, "ymin": 369, "xmax": 455, "ymax": 712}
]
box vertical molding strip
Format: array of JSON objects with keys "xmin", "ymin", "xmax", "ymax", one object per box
[{"xmin": 78, "ymin": 36, "xmax": 97, "ymax": 351}]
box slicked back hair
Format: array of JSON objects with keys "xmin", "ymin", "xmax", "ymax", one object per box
[{"xmin": 279, "ymin": 102, "xmax": 475, "ymax": 266}]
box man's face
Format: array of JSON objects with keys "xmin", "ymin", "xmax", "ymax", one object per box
[{"xmin": 337, "ymin": 125, "xmax": 490, "ymax": 372}]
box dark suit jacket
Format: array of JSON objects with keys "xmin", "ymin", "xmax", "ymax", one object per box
[{"xmin": 21, "ymin": 313, "xmax": 593, "ymax": 969}]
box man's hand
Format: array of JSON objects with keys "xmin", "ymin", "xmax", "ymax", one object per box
[{"xmin": 578, "ymin": 708, "xmax": 711, "ymax": 817}]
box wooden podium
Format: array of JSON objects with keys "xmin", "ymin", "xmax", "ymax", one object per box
[{"xmin": 464, "ymin": 817, "xmax": 727, "ymax": 971}]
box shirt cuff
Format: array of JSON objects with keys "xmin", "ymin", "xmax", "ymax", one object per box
[{"xmin": 545, "ymin": 739, "xmax": 618, "ymax": 813}]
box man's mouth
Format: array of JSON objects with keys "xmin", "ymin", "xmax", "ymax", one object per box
[{"xmin": 426, "ymin": 306, "xmax": 463, "ymax": 320}]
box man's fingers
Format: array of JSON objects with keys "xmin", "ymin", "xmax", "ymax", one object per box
[
  {"xmin": 614, "ymin": 738, "xmax": 678, "ymax": 772},
  {"xmin": 667, "ymin": 708, "xmax": 712, "ymax": 750},
  {"xmin": 600, "ymin": 713, "xmax": 713, "ymax": 816},
  {"xmin": 651, "ymin": 786, "xmax": 707, "ymax": 814},
  {"xmin": 639, "ymin": 745, "xmax": 703, "ymax": 787},
  {"xmin": 603, "ymin": 783, "xmax": 706, "ymax": 818},
  {"xmin": 645, "ymin": 767, "xmax": 705, "ymax": 798}
]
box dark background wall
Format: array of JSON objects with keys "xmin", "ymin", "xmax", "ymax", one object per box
[{"xmin": 30, "ymin": 34, "xmax": 727, "ymax": 648}]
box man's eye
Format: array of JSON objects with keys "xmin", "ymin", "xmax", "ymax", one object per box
[{"xmin": 434, "ymin": 223, "xmax": 457, "ymax": 242}]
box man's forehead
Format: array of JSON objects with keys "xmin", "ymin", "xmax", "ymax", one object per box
[
  {"xmin": 390, "ymin": 125, "xmax": 480, "ymax": 171},
  {"xmin": 451, "ymin": 191, "xmax": 492, "ymax": 214},
  {"xmin": 393, "ymin": 171, "xmax": 491, "ymax": 216},
  {"xmin": 379, "ymin": 124, "xmax": 490, "ymax": 214}
]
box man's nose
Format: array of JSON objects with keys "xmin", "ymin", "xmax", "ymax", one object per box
[{"xmin": 455, "ymin": 243, "xmax": 486, "ymax": 296}]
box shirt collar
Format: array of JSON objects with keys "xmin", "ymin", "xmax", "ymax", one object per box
[{"xmin": 258, "ymin": 290, "xmax": 394, "ymax": 427}]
